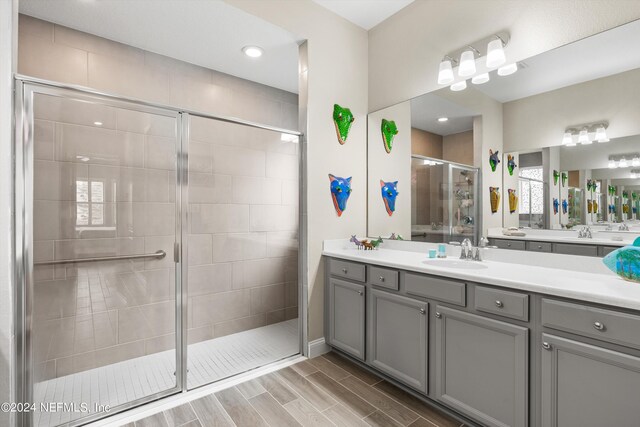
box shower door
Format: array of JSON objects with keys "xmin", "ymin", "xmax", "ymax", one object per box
[
  {"xmin": 184, "ymin": 114, "xmax": 300, "ymax": 389},
  {"xmin": 17, "ymin": 83, "xmax": 183, "ymax": 426}
]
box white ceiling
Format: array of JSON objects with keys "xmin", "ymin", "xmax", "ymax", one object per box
[
  {"xmin": 311, "ymin": 0, "xmax": 414, "ymax": 30},
  {"xmin": 19, "ymin": 0, "xmax": 301, "ymax": 93},
  {"xmin": 410, "ymin": 92, "xmax": 476, "ymax": 136},
  {"xmin": 476, "ymin": 19, "xmax": 640, "ymax": 103}
]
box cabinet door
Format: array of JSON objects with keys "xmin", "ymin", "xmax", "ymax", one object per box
[
  {"xmin": 435, "ymin": 306, "xmax": 528, "ymax": 427},
  {"xmin": 368, "ymin": 289, "xmax": 428, "ymax": 392},
  {"xmin": 328, "ymin": 278, "xmax": 366, "ymax": 360},
  {"xmin": 541, "ymin": 333, "xmax": 640, "ymax": 427}
]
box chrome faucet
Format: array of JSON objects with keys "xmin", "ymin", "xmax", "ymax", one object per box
[
  {"xmin": 619, "ymin": 223, "xmax": 630, "ymax": 231},
  {"xmin": 578, "ymin": 226, "xmax": 592, "ymax": 239},
  {"xmin": 459, "ymin": 238, "xmax": 482, "ymax": 261}
]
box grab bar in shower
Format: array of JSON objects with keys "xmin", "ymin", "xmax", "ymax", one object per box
[{"xmin": 34, "ymin": 250, "xmax": 166, "ymax": 266}]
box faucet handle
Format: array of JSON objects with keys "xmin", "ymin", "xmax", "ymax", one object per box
[
  {"xmin": 473, "ymin": 247, "xmax": 482, "ymax": 261},
  {"xmin": 459, "ymin": 247, "xmax": 467, "ymax": 260}
]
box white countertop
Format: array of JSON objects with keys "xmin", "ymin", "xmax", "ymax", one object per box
[
  {"xmin": 323, "ymin": 239, "xmax": 640, "ymax": 312},
  {"xmin": 487, "ymin": 227, "xmax": 638, "ymax": 247}
]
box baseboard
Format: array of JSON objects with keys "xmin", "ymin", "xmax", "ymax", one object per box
[{"xmin": 307, "ymin": 337, "xmax": 330, "ymax": 358}]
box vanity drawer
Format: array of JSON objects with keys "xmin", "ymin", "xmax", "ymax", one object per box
[
  {"xmin": 474, "ymin": 286, "xmax": 529, "ymax": 322},
  {"xmin": 526, "ymin": 241, "xmax": 552, "ymax": 253},
  {"xmin": 404, "ymin": 272, "xmax": 466, "ymax": 306},
  {"xmin": 542, "ymin": 299, "xmax": 640, "ymax": 349},
  {"xmin": 492, "ymin": 239, "xmax": 526, "ymax": 250},
  {"xmin": 329, "ymin": 259, "xmax": 366, "ymax": 282},
  {"xmin": 552, "ymin": 243, "xmax": 598, "ymax": 257},
  {"xmin": 368, "ymin": 265, "xmax": 399, "ymax": 291},
  {"xmin": 598, "ymin": 246, "xmax": 619, "ymax": 257}
]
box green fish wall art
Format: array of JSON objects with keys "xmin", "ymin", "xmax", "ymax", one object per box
[
  {"xmin": 507, "ymin": 154, "xmax": 517, "ymax": 176},
  {"xmin": 489, "ymin": 150, "xmax": 500, "ymax": 172},
  {"xmin": 381, "ymin": 119, "xmax": 398, "ymax": 153},
  {"xmin": 553, "ymin": 170, "xmax": 559, "ymax": 186},
  {"xmin": 561, "ymin": 172, "xmax": 568, "ymax": 187},
  {"xmin": 332, "ymin": 104, "xmax": 354, "ymax": 145}
]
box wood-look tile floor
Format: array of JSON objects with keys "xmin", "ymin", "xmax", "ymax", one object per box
[{"xmin": 127, "ymin": 352, "xmax": 465, "ymax": 427}]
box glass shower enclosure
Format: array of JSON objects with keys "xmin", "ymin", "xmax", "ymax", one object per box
[
  {"xmin": 411, "ymin": 156, "xmax": 479, "ymax": 244},
  {"xmin": 15, "ymin": 79, "xmax": 301, "ymax": 427}
]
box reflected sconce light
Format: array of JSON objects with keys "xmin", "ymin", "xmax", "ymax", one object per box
[
  {"xmin": 497, "ymin": 63, "xmax": 518, "ymax": 76},
  {"xmin": 450, "ymin": 80, "xmax": 467, "ymax": 91},
  {"xmin": 562, "ymin": 131, "xmax": 575, "ymax": 146},
  {"xmin": 563, "ymin": 122, "xmax": 608, "ymax": 146},
  {"xmin": 609, "ymin": 153, "xmax": 639, "ymax": 169},
  {"xmin": 631, "ymin": 169, "xmax": 640, "ymax": 179},
  {"xmin": 578, "ymin": 128, "xmax": 591, "ymax": 144},
  {"xmin": 471, "ymin": 73, "xmax": 490, "ymax": 85},
  {"xmin": 438, "ymin": 56, "xmax": 456, "ymax": 85},
  {"xmin": 437, "ymin": 32, "xmax": 511, "ymax": 90}
]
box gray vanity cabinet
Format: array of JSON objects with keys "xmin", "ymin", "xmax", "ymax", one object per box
[
  {"xmin": 368, "ymin": 289, "xmax": 428, "ymax": 393},
  {"xmin": 434, "ymin": 306, "xmax": 528, "ymax": 427},
  {"xmin": 328, "ymin": 278, "xmax": 366, "ymax": 360},
  {"xmin": 540, "ymin": 333, "xmax": 640, "ymax": 427}
]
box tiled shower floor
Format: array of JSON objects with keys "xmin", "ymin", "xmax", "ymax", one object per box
[{"xmin": 34, "ymin": 319, "xmax": 299, "ymax": 427}]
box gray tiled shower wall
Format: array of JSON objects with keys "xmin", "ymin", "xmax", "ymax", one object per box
[{"xmin": 21, "ymin": 14, "xmax": 299, "ymax": 381}]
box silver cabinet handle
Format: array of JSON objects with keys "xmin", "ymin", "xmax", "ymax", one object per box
[
  {"xmin": 507, "ymin": 243, "xmax": 512, "ymax": 247},
  {"xmin": 357, "ymin": 290, "xmax": 363, "ymax": 296},
  {"xmin": 419, "ymin": 308, "xmax": 426, "ymax": 315},
  {"xmin": 495, "ymin": 300, "xmax": 504, "ymax": 308},
  {"xmin": 537, "ymin": 245, "xmax": 542, "ymax": 249},
  {"xmin": 542, "ymin": 342, "xmax": 552, "ymax": 350},
  {"xmin": 342, "ymin": 268, "xmax": 348, "ymax": 274},
  {"xmin": 379, "ymin": 275, "xmax": 385, "ymax": 282},
  {"xmin": 435, "ymin": 312, "xmax": 442, "ymax": 319},
  {"xmin": 593, "ymin": 321, "xmax": 604, "ymax": 331}
]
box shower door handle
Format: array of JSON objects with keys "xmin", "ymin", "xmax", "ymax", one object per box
[{"xmin": 174, "ymin": 242, "xmax": 180, "ymax": 263}]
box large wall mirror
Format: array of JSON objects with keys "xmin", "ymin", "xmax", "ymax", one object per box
[{"xmin": 367, "ymin": 19, "xmax": 640, "ymax": 243}]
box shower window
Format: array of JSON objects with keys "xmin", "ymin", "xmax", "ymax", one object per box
[{"xmin": 519, "ymin": 167, "xmax": 544, "ymax": 228}]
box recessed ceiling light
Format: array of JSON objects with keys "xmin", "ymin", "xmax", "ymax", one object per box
[
  {"xmin": 242, "ymin": 46, "xmax": 263, "ymax": 58},
  {"xmin": 93, "ymin": 121, "xmax": 103, "ymax": 126},
  {"xmin": 437, "ymin": 117, "xmax": 448, "ymax": 123}
]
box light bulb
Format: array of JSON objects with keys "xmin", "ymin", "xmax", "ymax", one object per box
[
  {"xmin": 619, "ymin": 157, "xmax": 628, "ymax": 168},
  {"xmin": 437, "ymin": 117, "xmax": 449, "ymax": 122},
  {"xmin": 471, "ymin": 73, "xmax": 490, "ymax": 85},
  {"xmin": 450, "ymin": 80, "xmax": 467, "ymax": 91},
  {"xmin": 631, "ymin": 172, "xmax": 637, "ymax": 179},
  {"xmin": 458, "ymin": 50, "xmax": 476, "ymax": 77},
  {"xmin": 486, "ymin": 38, "xmax": 506, "ymax": 68},
  {"xmin": 608, "ymin": 159, "xmax": 617, "ymax": 169},
  {"xmin": 578, "ymin": 128, "xmax": 589, "ymax": 144},
  {"xmin": 562, "ymin": 132, "xmax": 573, "ymax": 145},
  {"xmin": 632, "ymin": 157, "xmax": 640, "ymax": 167},
  {"xmin": 497, "ymin": 63, "xmax": 518, "ymax": 76},
  {"xmin": 595, "ymin": 125, "xmax": 607, "ymax": 142},
  {"xmin": 437, "ymin": 59, "xmax": 454, "ymax": 85}
]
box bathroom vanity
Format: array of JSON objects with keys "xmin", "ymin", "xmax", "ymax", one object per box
[
  {"xmin": 323, "ymin": 240, "xmax": 640, "ymax": 427},
  {"xmin": 486, "ymin": 227, "xmax": 637, "ymax": 257}
]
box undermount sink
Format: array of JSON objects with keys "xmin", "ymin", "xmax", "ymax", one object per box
[{"xmin": 422, "ymin": 259, "xmax": 488, "ymax": 270}]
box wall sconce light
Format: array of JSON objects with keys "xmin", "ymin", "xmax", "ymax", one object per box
[
  {"xmin": 631, "ymin": 169, "xmax": 640, "ymax": 179},
  {"xmin": 486, "ymin": 36, "xmax": 507, "ymax": 68},
  {"xmin": 563, "ymin": 122, "xmax": 608, "ymax": 146},
  {"xmin": 438, "ymin": 56, "xmax": 456, "ymax": 85},
  {"xmin": 437, "ymin": 31, "xmax": 511, "ymax": 90},
  {"xmin": 608, "ymin": 159, "xmax": 617, "ymax": 169},
  {"xmin": 619, "ymin": 157, "xmax": 628, "ymax": 168},
  {"xmin": 632, "ymin": 156, "xmax": 640, "ymax": 167},
  {"xmin": 458, "ymin": 47, "xmax": 479, "ymax": 77}
]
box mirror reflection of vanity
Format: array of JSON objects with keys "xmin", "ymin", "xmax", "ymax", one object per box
[{"xmin": 366, "ymin": 18, "xmax": 640, "ymax": 254}]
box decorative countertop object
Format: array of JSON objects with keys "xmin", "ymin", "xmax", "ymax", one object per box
[{"xmin": 603, "ymin": 237, "xmax": 640, "ymax": 284}]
